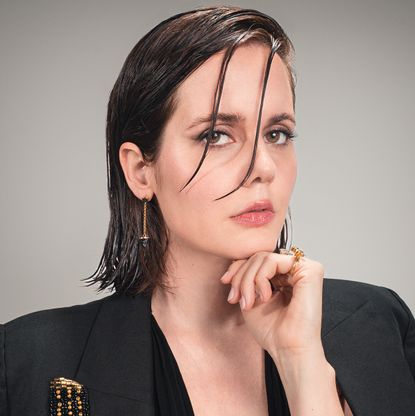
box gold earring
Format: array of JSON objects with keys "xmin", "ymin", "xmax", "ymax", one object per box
[{"xmin": 138, "ymin": 198, "xmax": 150, "ymax": 248}]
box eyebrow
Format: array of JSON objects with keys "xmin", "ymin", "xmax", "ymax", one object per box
[{"xmin": 186, "ymin": 111, "xmax": 296, "ymax": 131}]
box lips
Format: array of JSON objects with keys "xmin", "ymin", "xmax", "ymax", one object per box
[{"xmin": 232, "ymin": 200, "xmax": 274, "ymax": 217}]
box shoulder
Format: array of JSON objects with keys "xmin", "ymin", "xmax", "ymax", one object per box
[
  {"xmin": 322, "ymin": 277, "xmax": 414, "ymax": 342},
  {"xmin": 0, "ymin": 293, "xmax": 125, "ymax": 414},
  {"xmin": 0, "ymin": 292, "xmax": 150, "ymax": 414},
  {"xmin": 323, "ymin": 276, "xmax": 412, "ymax": 311},
  {"xmin": 322, "ymin": 278, "xmax": 415, "ymax": 413},
  {"xmin": 0, "ymin": 294, "xmax": 116, "ymax": 411},
  {"xmin": 0, "ymin": 293, "xmax": 125, "ymax": 361},
  {"xmin": 1, "ymin": 293, "xmax": 114, "ymax": 344}
]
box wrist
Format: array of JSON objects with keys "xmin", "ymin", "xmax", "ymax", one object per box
[
  {"xmin": 268, "ymin": 341, "xmax": 327, "ymax": 363},
  {"xmin": 270, "ymin": 344, "xmax": 333, "ymax": 385},
  {"xmin": 269, "ymin": 346, "xmax": 342, "ymax": 415}
]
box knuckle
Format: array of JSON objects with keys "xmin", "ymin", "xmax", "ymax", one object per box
[
  {"xmin": 240, "ymin": 277, "xmax": 250, "ymax": 292},
  {"xmin": 313, "ymin": 261, "xmax": 325, "ymax": 275},
  {"xmin": 231, "ymin": 278, "xmax": 241, "ymax": 291},
  {"xmin": 228, "ymin": 260, "xmax": 243, "ymax": 272},
  {"xmin": 263, "ymin": 254, "xmax": 276, "ymax": 267},
  {"xmin": 253, "ymin": 273, "xmax": 262, "ymax": 285}
]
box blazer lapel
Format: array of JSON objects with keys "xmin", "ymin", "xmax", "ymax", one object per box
[
  {"xmin": 74, "ymin": 292, "xmax": 155, "ymax": 416},
  {"xmin": 321, "ymin": 279, "xmax": 415, "ymax": 416},
  {"xmin": 72, "ymin": 279, "xmax": 415, "ymax": 416}
]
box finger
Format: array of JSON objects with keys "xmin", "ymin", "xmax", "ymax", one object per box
[
  {"xmin": 255, "ymin": 253, "xmax": 296, "ymax": 289},
  {"xmin": 226, "ymin": 256, "xmax": 261, "ymax": 304},
  {"xmin": 274, "ymin": 252, "xmax": 302, "ymax": 276},
  {"xmin": 221, "ymin": 252, "xmax": 300, "ymax": 284},
  {"xmin": 220, "ymin": 259, "xmax": 247, "ymax": 284},
  {"xmin": 223, "ymin": 253, "xmax": 307, "ymax": 305},
  {"xmin": 242, "ymin": 253, "xmax": 298, "ymax": 309},
  {"xmin": 239, "ymin": 255, "xmax": 268, "ymax": 310},
  {"xmin": 247, "ymin": 259, "xmax": 298, "ymax": 308},
  {"xmin": 255, "ymin": 272, "xmax": 274, "ymax": 303}
]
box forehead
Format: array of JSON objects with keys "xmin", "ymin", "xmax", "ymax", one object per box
[{"xmin": 173, "ymin": 43, "xmax": 293, "ymax": 124}]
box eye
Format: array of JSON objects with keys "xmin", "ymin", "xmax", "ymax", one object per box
[
  {"xmin": 266, "ymin": 129, "xmax": 297, "ymax": 146},
  {"xmin": 197, "ymin": 129, "xmax": 232, "ymax": 147},
  {"xmin": 195, "ymin": 128, "xmax": 297, "ymax": 148}
]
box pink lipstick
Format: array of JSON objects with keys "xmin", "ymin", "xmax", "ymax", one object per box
[{"xmin": 231, "ymin": 200, "xmax": 275, "ymax": 227}]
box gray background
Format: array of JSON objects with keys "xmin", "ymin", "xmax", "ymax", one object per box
[{"xmin": 1, "ymin": 0, "xmax": 414, "ymax": 323}]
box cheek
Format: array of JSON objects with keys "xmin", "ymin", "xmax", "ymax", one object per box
[
  {"xmin": 156, "ymin": 139, "xmax": 198, "ymax": 193},
  {"xmin": 161, "ymin": 141, "xmax": 236, "ymax": 200},
  {"xmin": 153, "ymin": 143, "xmax": 222, "ymax": 230},
  {"xmin": 278, "ymin": 149, "xmax": 297, "ymax": 197},
  {"xmin": 287, "ymin": 159, "xmax": 297, "ymax": 196}
]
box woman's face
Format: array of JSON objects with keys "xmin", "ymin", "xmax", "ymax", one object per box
[{"xmin": 150, "ymin": 42, "xmax": 297, "ymax": 259}]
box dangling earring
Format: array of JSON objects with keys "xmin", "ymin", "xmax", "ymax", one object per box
[{"xmin": 138, "ymin": 198, "xmax": 150, "ymax": 248}]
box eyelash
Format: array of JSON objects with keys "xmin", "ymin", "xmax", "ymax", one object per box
[{"xmin": 195, "ymin": 128, "xmax": 297, "ymax": 148}]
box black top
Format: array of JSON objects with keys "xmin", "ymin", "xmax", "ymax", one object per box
[
  {"xmin": 2, "ymin": 279, "xmax": 415, "ymax": 415},
  {"xmin": 151, "ymin": 313, "xmax": 291, "ymax": 415}
]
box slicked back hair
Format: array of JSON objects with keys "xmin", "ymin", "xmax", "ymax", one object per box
[{"xmin": 83, "ymin": 5, "xmax": 296, "ymax": 296}]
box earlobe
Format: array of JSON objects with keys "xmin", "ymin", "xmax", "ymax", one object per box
[{"xmin": 118, "ymin": 141, "xmax": 155, "ymax": 199}]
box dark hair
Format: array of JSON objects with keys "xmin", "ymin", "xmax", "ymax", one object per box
[{"xmin": 83, "ymin": 5, "xmax": 297, "ymax": 296}]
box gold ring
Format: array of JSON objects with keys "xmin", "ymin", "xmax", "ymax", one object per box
[
  {"xmin": 285, "ymin": 245, "xmax": 305, "ymax": 275},
  {"xmin": 291, "ymin": 245, "xmax": 305, "ymax": 261}
]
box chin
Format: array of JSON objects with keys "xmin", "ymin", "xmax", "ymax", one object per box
[{"xmin": 228, "ymin": 239, "xmax": 278, "ymax": 260}]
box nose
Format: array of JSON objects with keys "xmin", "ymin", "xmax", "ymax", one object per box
[{"xmin": 242, "ymin": 137, "xmax": 276, "ymax": 186}]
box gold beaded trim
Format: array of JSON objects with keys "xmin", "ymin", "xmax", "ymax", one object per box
[{"xmin": 49, "ymin": 377, "xmax": 90, "ymax": 416}]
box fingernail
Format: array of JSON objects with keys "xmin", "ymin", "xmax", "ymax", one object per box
[
  {"xmin": 240, "ymin": 296, "xmax": 246, "ymax": 310},
  {"xmin": 227, "ymin": 287, "xmax": 235, "ymax": 301},
  {"xmin": 220, "ymin": 271, "xmax": 229, "ymax": 281}
]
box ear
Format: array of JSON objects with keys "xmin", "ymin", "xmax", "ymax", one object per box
[{"xmin": 118, "ymin": 142, "xmax": 155, "ymax": 200}]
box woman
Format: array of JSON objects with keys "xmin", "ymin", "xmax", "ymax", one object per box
[{"xmin": 1, "ymin": 5, "xmax": 414, "ymax": 416}]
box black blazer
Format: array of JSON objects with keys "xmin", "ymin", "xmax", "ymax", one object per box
[{"xmin": 1, "ymin": 277, "xmax": 415, "ymax": 415}]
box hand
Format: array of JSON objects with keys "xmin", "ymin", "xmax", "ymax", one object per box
[{"xmin": 220, "ymin": 250, "xmax": 325, "ymax": 357}]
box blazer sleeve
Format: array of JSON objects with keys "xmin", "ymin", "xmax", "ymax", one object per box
[
  {"xmin": 385, "ymin": 287, "xmax": 415, "ymax": 383},
  {"xmin": 0, "ymin": 324, "xmax": 8, "ymax": 416}
]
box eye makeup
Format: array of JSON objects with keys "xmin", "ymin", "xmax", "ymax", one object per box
[{"xmin": 193, "ymin": 127, "xmax": 297, "ymax": 149}]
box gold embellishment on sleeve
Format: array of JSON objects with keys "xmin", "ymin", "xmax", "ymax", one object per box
[{"xmin": 49, "ymin": 377, "xmax": 90, "ymax": 416}]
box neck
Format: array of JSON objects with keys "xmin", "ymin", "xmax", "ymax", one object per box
[{"xmin": 151, "ymin": 239, "xmax": 246, "ymax": 335}]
